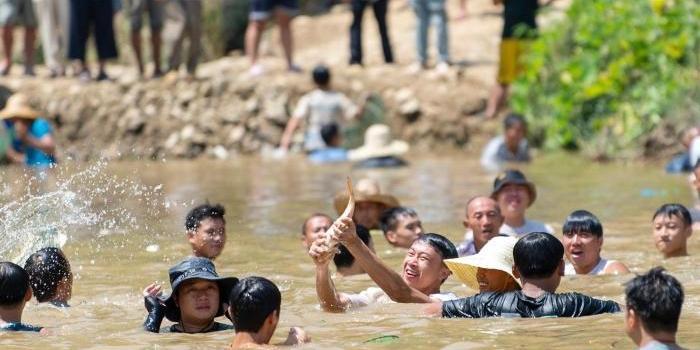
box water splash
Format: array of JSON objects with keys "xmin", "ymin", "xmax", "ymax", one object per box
[{"xmin": 0, "ymin": 160, "xmax": 168, "ymax": 264}]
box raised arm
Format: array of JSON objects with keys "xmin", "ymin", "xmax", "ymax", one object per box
[
  {"xmin": 308, "ymin": 238, "xmax": 350, "ymax": 312},
  {"xmin": 332, "ymin": 217, "xmax": 433, "ymax": 303}
]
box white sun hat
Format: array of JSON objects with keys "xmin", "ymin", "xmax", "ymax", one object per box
[{"xmin": 444, "ymin": 235, "xmax": 519, "ymax": 291}]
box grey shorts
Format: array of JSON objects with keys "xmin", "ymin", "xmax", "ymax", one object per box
[
  {"xmin": 129, "ymin": 0, "xmax": 165, "ymax": 32},
  {"xmin": 0, "ymin": 0, "xmax": 37, "ymax": 27},
  {"xmin": 249, "ymin": 0, "xmax": 299, "ymax": 21}
]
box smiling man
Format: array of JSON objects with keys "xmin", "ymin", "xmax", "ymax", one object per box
[
  {"xmin": 491, "ymin": 170, "xmax": 553, "ymax": 237},
  {"xmin": 309, "ymin": 217, "xmax": 458, "ymax": 312},
  {"xmin": 185, "ymin": 203, "xmax": 227, "ymax": 259}
]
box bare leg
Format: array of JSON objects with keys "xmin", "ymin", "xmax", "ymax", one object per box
[
  {"xmin": 151, "ymin": 30, "xmax": 162, "ymax": 76},
  {"xmin": 23, "ymin": 27, "xmax": 36, "ymax": 75},
  {"xmin": 275, "ymin": 10, "xmax": 294, "ymax": 69},
  {"xmin": 485, "ymin": 83, "xmax": 509, "ymax": 119},
  {"xmin": 131, "ymin": 31, "xmax": 144, "ymax": 76},
  {"xmin": 245, "ymin": 20, "xmax": 266, "ymax": 67},
  {"xmin": 1, "ymin": 26, "xmax": 14, "ymax": 75}
]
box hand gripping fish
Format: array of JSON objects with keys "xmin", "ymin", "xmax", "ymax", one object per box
[{"xmin": 325, "ymin": 177, "xmax": 355, "ymax": 248}]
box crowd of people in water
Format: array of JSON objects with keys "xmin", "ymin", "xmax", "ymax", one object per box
[{"xmin": 1, "ymin": 167, "xmax": 693, "ymax": 349}]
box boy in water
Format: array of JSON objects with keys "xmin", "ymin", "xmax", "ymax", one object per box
[
  {"xmin": 228, "ymin": 276, "xmax": 309, "ymax": 348},
  {"xmin": 480, "ymin": 114, "xmax": 530, "ymax": 172},
  {"xmin": 143, "ymin": 257, "xmax": 237, "ymax": 333},
  {"xmin": 0, "ymin": 262, "xmax": 44, "ymax": 332},
  {"xmin": 652, "ymin": 204, "xmax": 692, "ymax": 259},
  {"xmin": 185, "ymin": 203, "xmax": 227, "ymax": 259},
  {"xmin": 625, "ymin": 267, "xmax": 685, "ymax": 350},
  {"xmin": 379, "ymin": 207, "xmax": 424, "ymax": 248},
  {"xmin": 24, "ymin": 248, "xmax": 73, "ymax": 307},
  {"xmin": 279, "ymin": 65, "xmax": 362, "ymax": 153}
]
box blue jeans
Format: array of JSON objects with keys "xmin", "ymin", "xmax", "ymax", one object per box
[{"xmin": 411, "ymin": 0, "xmax": 449, "ymax": 64}]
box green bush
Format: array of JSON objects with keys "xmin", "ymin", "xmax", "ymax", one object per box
[{"xmin": 510, "ymin": 0, "xmax": 700, "ymax": 158}]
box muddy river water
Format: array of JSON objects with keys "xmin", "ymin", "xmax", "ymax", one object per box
[{"xmin": 1, "ymin": 152, "xmax": 698, "ymax": 349}]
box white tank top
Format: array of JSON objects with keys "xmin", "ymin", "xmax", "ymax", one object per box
[{"xmin": 565, "ymin": 258, "xmax": 615, "ymax": 276}]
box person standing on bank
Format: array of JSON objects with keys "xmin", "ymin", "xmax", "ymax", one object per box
[{"xmin": 346, "ymin": 0, "xmax": 394, "ymax": 66}]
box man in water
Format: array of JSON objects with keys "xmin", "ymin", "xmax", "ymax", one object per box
[
  {"xmin": 143, "ymin": 257, "xmax": 237, "ymax": 333},
  {"xmin": 228, "ymin": 276, "xmax": 309, "ymax": 348},
  {"xmin": 652, "ymin": 204, "xmax": 692, "ymax": 259},
  {"xmin": 562, "ymin": 210, "xmax": 630, "ymax": 275},
  {"xmin": 491, "ymin": 170, "xmax": 553, "ymax": 236},
  {"xmin": 457, "ymin": 196, "xmax": 505, "ymax": 256},
  {"xmin": 309, "ymin": 217, "xmax": 458, "ymax": 311},
  {"xmin": 301, "ymin": 213, "xmax": 332, "ymax": 249},
  {"xmin": 424, "ymin": 232, "xmax": 620, "ymax": 318},
  {"xmin": 0, "ymin": 262, "xmax": 44, "ymax": 332},
  {"xmin": 480, "ymin": 114, "xmax": 530, "ymax": 172},
  {"xmin": 185, "ymin": 203, "xmax": 227, "ymax": 259},
  {"xmin": 625, "ymin": 267, "xmax": 685, "ymax": 350},
  {"xmin": 24, "ymin": 248, "xmax": 73, "ymax": 307},
  {"xmin": 379, "ymin": 207, "xmax": 424, "ymax": 248}
]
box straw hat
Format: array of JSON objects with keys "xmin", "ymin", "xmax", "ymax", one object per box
[
  {"xmin": 348, "ymin": 124, "xmax": 409, "ymax": 161},
  {"xmin": 333, "ymin": 178, "xmax": 399, "ymax": 215},
  {"xmin": 0, "ymin": 93, "xmax": 40, "ymax": 120},
  {"xmin": 444, "ymin": 236, "xmax": 519, "ymax": 291}
]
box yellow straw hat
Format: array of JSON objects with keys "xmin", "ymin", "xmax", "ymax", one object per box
[
  {"xmin": 444, "ymin": 236, "xmax": 519, "ymax": 291},
  {"xmin": 0, "ymin": 93, "xmax": 40, "ymax": 120},
  {"xmin": 333, "ymin": 178, "xmax": 399, "ymax": 215}
]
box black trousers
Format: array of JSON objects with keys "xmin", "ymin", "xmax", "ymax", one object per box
[
  {"xmin": 349, "ymin": 0, "xmax": 394, "ymax": 65},
  {"xmin": 68, "ymin": 0, "xmax": 118, "ymax": 61}
]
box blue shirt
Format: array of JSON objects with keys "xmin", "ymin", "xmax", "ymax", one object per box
[
  {"xmin": 7, "ymin": 119, "xmax": 56, "ymax": 168},
  {"xmin": 308, "ymin": 148, "xmax": 348, "ymax": 164},
  {"xmin": 1, "ymin": 322, "xmax": 43, "ymax": 332}
]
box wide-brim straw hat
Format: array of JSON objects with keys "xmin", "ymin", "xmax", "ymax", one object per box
[
  {"xmin": 163, "ymin": 257, "xmax": 238, "ymax": 322},
  {"xmin": 0, "ymin": 93, "xmax": 40, "ymax": 120},
  {"xmin": 348, "ymin": 124, "xmax": 409, "ymax": 161},
  {"xmin": 490, "ymin": 169, "xmax": 537, "ymax": 207},
  {"xmin": 333, "ymin": 178, "xmax": 400, "ymax": 215},
  {"xmin": 444, "ymin": 236, "xmax": 520, "ymax": 291}
]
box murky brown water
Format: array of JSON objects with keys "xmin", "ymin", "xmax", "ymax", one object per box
[{"xmin": 1, "ymin": 152, "xmax": 699, "ymax": 349}]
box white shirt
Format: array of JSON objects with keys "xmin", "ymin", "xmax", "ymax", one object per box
[
  {"xmin": 565, "ymin": 258, "xmax": 617, "ymax": 276},
  {"xmin": 480, "ymin": 135, "xmax": 530, "ymax": 172},
  {"xmin": 292, "ymin": 89, "xmax": 358, "ymax": 151},
  {"xmin": 344, "ymin": 287, "xmax": 458, "ymax": 310},
  {"xmin": 501, "ymin": 220, "xmax": 554, "ymax": 237}
]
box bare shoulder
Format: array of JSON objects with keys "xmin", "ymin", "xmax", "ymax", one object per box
[{"xmin": 605, "ymin": 261, "xmax": 631, "ymax": 275}]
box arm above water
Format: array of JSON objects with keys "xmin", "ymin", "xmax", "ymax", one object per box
[
  {"xmin": 561, "ymin": 293, "xmax": 622, "ymax": 317},
  {"xmin": 333, "ymin": 217, "xmax": 433, "ymax": 303},
  {"xmin": 604, "ymin": 261, "xmax": 630, "ymax": 275},
  {"xmin": 309, "ymin": 238, "xmax": 351, "ymax": 312}
]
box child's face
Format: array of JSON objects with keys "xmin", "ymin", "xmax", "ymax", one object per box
[
  {"xmin": 188, "ymin": 218, "xmax": 226, "ymax": 259},
  {"xmin": 653, "ymin": 214, "xmax": 691, "ymax": 256},
  {"xmin": 176, "ymin": 279, "xmax": 220, "ymax": 323}
]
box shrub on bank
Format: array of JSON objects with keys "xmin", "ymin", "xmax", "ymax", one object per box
[{"xmin": 510, "ymin": 0, "xmax": 700, "ymax": 159}]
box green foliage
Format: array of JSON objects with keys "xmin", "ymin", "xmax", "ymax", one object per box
[{"xmin": 510, "ymin": 0, "xmax": 700, "ymax": 158}]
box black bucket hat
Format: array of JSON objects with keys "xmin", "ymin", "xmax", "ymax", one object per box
[
  {"xmin": 163, "ymin": 257, "xmax": 238, "ymax": 322},
  {"xmin": 490, "ymin": 169, "xmax": 537, "ymax": 206}
]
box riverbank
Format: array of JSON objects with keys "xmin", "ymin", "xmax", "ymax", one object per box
[{"xmin": 0, "ymin": 1, "xmax": 570, "ymax": 160}]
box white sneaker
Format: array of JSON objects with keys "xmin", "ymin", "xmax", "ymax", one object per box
[
  {"xmin": 406, "ymin": 62, "xmax": 425, "ymax": 74},
  {"xmin": 249, "ymin": 64, "xmax": 265, "ymax": 77},
  {"xmin": 435, "ymin": 61, "xmax": 450, "ymax": 75}
]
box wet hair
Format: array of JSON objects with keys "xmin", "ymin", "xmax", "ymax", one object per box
[
  {"xmin": 414, "ymin": 233, "xmax": 458, "ymax": 260},
  {"xmin": 320, "ymin": 123, "xmax": 340, "ymax": 146},
  {"xmin": 334, "ymin": 225, "xmax": 371, "ymax": 269},
  {"xmin": 0, "ymin": 262, "xmax": 30, "ymax": 306},
  {"xmin": 301, "ymin": 213, "xmax": 331, "ymax": 237},
  {"xmin": 652, "ymin": 203, "xmax": 691, "ymax": 228},
  {"xmin": 513, "ymin": 232, "xmax": 564, "ymax": 279},
  {"xmin": 503, "ymin": 113, "xmax": 526, "ymax": 131},
  {"xmin": 562, "ymin": 210, "xmax": 603, "ymax": 238},
  {"xmin": 229, "ymin": 277, "xmax": 281, "ymax": 333},
  {"xmin": 24, "ymin": 248, "xmax": 71, "ymax": 302},
  {"xmin": 625, "ymin": 267, "xmax": 683, "ymax": 334},
  {"xmin": 312, "ymin": 65, "xmax": 331, "ymax": 86},
  {"xmin": 185, "ymin": 203, "xmax": 226, "ymax": 232},
  {"xmin": 379, "ymin": 207, "xmax": 419, "ymax": 235}
]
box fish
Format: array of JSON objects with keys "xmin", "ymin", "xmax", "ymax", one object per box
[{"xmin": 325, "ymin": 177, "xmax": 355, "ymax": 247}]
